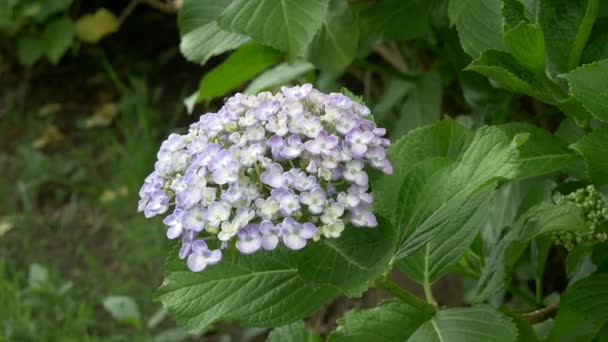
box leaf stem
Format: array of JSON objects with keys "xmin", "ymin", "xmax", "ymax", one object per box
[
  {"xmin": 423, "ymin": 282, "xmax": 437, "ymax": 306},
  {"xmin": 376, "ymin": 278, "xmax": 437, "ymax": 315},
  {"xmin": 518, "ymin": 302, "xmax": 559, "ymax": 324}
]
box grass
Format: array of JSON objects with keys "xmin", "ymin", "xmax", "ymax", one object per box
[{"xmin": 0, "ymin": 67, "xmax": 192, "ymax": 340}]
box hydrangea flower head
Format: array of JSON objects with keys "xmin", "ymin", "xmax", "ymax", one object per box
[{"xmin": 138, "ymin": 84, "xmax": 392, "ymax": 272}]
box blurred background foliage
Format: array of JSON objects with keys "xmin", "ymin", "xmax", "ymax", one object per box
[{"xmin": 1, "ymin": 0, "xmax": 608, "ymax": 340}]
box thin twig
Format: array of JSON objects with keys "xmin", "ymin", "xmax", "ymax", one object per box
[
  {"xmin": 118, "ymin": 0, "xmax": 140, "ymax": 26},
  {"xmin": 373, "ymin": 44, "xmax": 408, "ymax": 74},
  {"xmin": 519, "ymin": 303, "xmax": 559, "ymax": 324}
]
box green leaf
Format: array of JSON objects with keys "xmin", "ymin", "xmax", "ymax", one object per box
[
  {"xmin": 373, "ymin": 118, "xmax": 472, "ymax": 222},
  {"xmin": 307, "ymin": 0, "xmax": 358, "ymax": 71},
  {"xmin": 562, "ymin": 58, "xmax": 608, "ymax": 122},
  {"xmin": 180, "ymin": 22, "xmax": 250, "ymax": 65},
  {"xmin": 539, "ymin": 0, "xmax": 598, "ymax": 76},
  {"xmin": 103, "ymin": 295, "xmax": 141, "ymax": 326},
  {"xmin": 394, "ymin": 126, "xmax": 520, "ymax": 259},
  {"xmin": 558, "ymin": 96, "xmax": 593, "ymax": 127},
  {"xmin": 398, "ymin": 185, "xmax": 494, "ymax": 285},
  {"xmin": 393, "ymin": 68, "xmax": 443, "ymax": 137},
  {"xmin": 532, "ymin": 236, "xmax": 553, "ymax": 303},
  {"xmin": 178, "ymin": 0, "xmax": 249, "ymax": 65},
  {"xmin": 475, "ymin": 202, "xmax": 586, "ymax": 302},
  {"xmin": 158, "ymin": 222, "xmax": 395, "ymax": 330},
  {"xmin": 409, "ymin": 305, "xmax": 518, "ymax": 342},
  {"xmin": 497, "ymin": 122, "xmax": 579, "ymax": 179},
  {"xmin": 245, "ymin": 61, "xmax": 314, "ymax": 94},
  {"xmin": 267, "ymin": 321, "xmax": 320, "ymax": 342},
  {"xmin": 328, "ymin": 299, "xmax": 432, "ymax": 342},
  {"xmin": 513, "ymin": 316, "xmax": 541, "ymax": 342},
  {"xmin": 197, "ymin": 43, "xmax": 282, "ymax": 101},
  {"xmin": 504, "ymin": 23, "xmax": 545, "ymax": 74},
  {"xmin": 481, "ymin": 179, "xmax": 557, "ymax": 256},
  {"xmin": 17, "ymin": 32, "xmax": 42, "ymax": 66},
  {"xmin": 219, "ymin": 0, "xmax": 330, "ymax": 59},
  {"xmin": 571, "ymin": 126, "xmax": 608, "ymax": 186},
  {"xmin": 158, "ymin": 246, "xmax": 337, "ymax": 331},
  {"xmin": 581, "ymin": 18, "xmax": 608, "ymax": 64},
  {"xmin": 178, "ymin": 0, "xmax": 234, "ymax": 34},
  {"xmin": 360, "ymin": 0, "xmax": 430, "ymax": 40},
  {"xmin": 548, "ymin": 274, "xmax": 608, "ymax": 341},
  {"xmin": 466, "ymin": 49, "xmax": 560, "ymax": 105},
  {"xmin": 41, "ymin": 15, "xmax": 74, "ymax": 65},
  {"xmin": 298, "ymin": 219, "xmax": 397, "ymax": 297},
  {"xmin": 448, "ymin": 0, "xmax": 506, "ymax": 58}
]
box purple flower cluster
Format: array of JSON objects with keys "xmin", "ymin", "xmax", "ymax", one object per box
[{"xmin": 138, "ymin": 84, "xmax": 392, "ymax": 272}]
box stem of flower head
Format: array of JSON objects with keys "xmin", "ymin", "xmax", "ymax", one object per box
[
  {"xmin": 375, "ymin": 277, "xmax": 437, "ymax": 315},
  {"xmin": 423, "ymin": 282, "xmax": 437, "ymax": 307}
]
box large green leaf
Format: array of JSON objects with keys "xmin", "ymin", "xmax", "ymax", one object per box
[
  {"xmin": 539, "ymin": 0, "xmax": 598, "ymax": 76},
  {"xmin": 180, "ymin": 23, "xmax": 250, "ymax": 65},
  {"xmin": 398, "ymin": 185, "xmax": 493, "ymax": 285},
  {"xmin": 219, "ymin": 0, "xmax": 330, "ymax": 59},
  {"xmin": 307, "ymin": 0, "xmax": 358, "ymax": 71},
  {"xmin": 448, "ymin": 0, "xmax": 506, "ymax": 58},
  {"xmin": 197, "ymin": 43, "xmax": 282, "ymax": 101},
  {"xmin": 408, "ymin": 306, "xmax": 518, "ymax": 342},
  {"xmin": 178, "ymin": 0, "xmax": 249, "ymax": 65},
  {"xmin": 360, "ymin": 0, "xmax": 430, "ymax": 40},
  {"xmin": 475, "ymin": 202, "xmax": 586, "ymax": 302},
  {"xmin": 466, "ymin": 49, "xmax": 560, "ymax": 104},
  {"xmin": 548, "ymin": 274, "xmax": 608, "ymax": 341},
  {"xmin": 158, "ymin": 247, "xmax": 337, "ymax": 331},
  {"xmin": 373, "ymin": 118, "xmax": 472, "ymax": 222},
  {"xmin": 571, "ymin": 126, "xmax": 608, "ymax": 186},
  {"xmin": 298, "ymin": 219, "xmax": 397, "ymax": 297},
  {"xmin": 562, "ymin": 58, "xmax": 608, "ymax": 122},
  {"xmin": 394, "ymin": 68, "xmax": 443, "ymax": 137},
  {"xmin": 267, "ymin": 321, "xmax": 320, "ymax": 342},
  {"xmin": 157, "ymin": 222, "xmax": 396, "ymax": 330},
  {"xmin": 498, "ymin": 122, "xmax": 580, "ymax": 179},
  {"xmin": 178, "ymin": 0, "xmax": 234, "ymax": 34},
  {"xmin": 245, "ymin": 61, "xmax": 314, "ymax": 94},
  {"xmin": 41, "ymin": 15, "xmax": 74, "ymax": 65},
  {"xmin": 394, "ymin": 126, "xmax": 520, "ymax": 259},
  {"xmin": 328, "ymin": 299, "xmax": 432, "ymax": 342}
]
